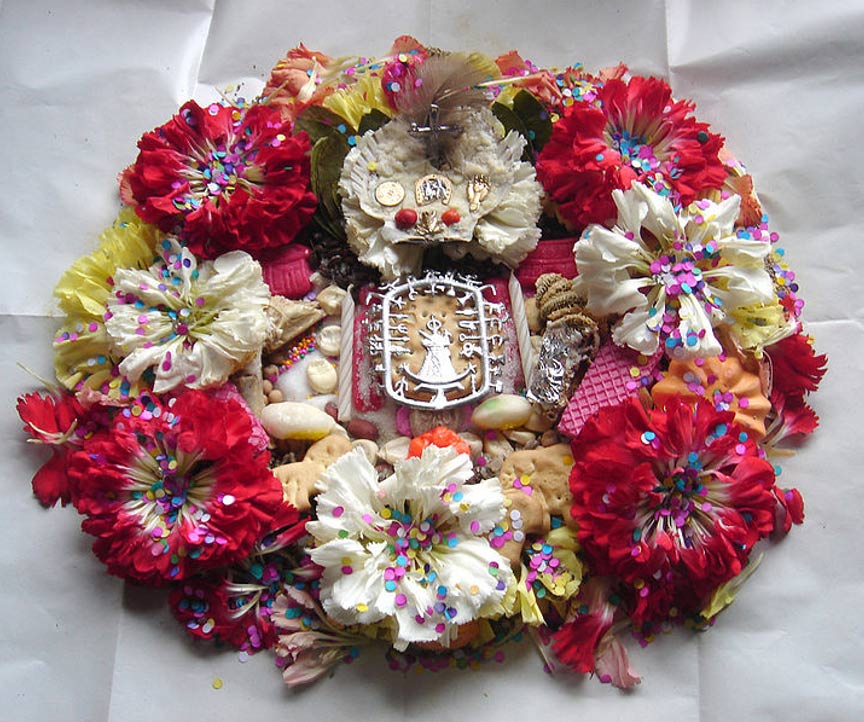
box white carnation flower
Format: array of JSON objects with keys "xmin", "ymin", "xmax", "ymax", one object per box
[
  {"xmin": 573, "ymin": 183, "xmax": 775, "ymax": 358},
  {"xmin": 307, "ymin": 445, "xmax": 513, "ymax": 651},
  {"xmin": 105, "ymin": 239, "xmax": 269, "ymax": 392}
]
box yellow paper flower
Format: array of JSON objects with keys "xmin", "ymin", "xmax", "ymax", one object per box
[
  {"xmin": 730, "ymin": 298, "xmax": 796, "ymax": 356},
  {"xmin": 54, "ymin": 207, "xmax": 159, "ymax": 317},
  {"xmin": 323, "ymin": 72, "xmax": 392, "ymax": 129},
  {"xmin": 507, "ymin": 526, "xmax": 584, "ymax": 625},
  {"xmin": 53, "ymin": 208, "xmax": 161, "ymax": 394}
]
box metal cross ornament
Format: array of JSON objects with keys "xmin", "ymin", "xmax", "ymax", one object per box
[{"xmin": 408, "ymin": 103, "xmax": 464, "ymax": 168}]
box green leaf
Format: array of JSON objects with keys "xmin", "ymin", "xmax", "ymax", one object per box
[
  {"xmin": 357, "ymin": 109, "xmax": 391, "ymax": 136},
  {"xmin": 295, "ymin": 106, "xmax": 356, "ymax": 145},
  {"xmin": 492, "ymin": 101, "xmax": 533, "ymax": 164},
  {"xmin": 512, "ymin": 90, "xmax": 552, "ymax": 152},
  {"xmin": 310, "ymin": 134, "xmax": 349, "ymax": 240},
  {"xmin": 492, "ymin": 101, "xmax": 528, "ymax": 137}
]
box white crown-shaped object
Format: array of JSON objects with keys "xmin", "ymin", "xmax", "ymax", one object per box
[{"xmin": 339, "ymin": 107, "xmax": 543, "ymax": 280}]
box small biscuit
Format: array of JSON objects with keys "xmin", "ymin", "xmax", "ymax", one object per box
[
  {"xmin": 273, "ymin": 434, "xmax": 353, "ymax": 511},
  {"xmin": 496, "ymin": 443, "xmax": 575, "ymax": 567}
]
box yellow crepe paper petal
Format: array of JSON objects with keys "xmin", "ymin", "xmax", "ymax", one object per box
[
  {"xmin": 53, "ymin": 207, "xmax": 161, "ymax": 318},
  {"xmin": 701, "ymin": 553, "xmax": 763, "ymax": 620},
  {"xmin": 323, "ymin": 73, "xmax": 393, "ymax": 130}
]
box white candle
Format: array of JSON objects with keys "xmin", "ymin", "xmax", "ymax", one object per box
[
  {"xmin": 508, "ymin": 273, "xmax": 536, "ymax": 384},
  {"xmin": 337, "ymin": 287, "xmax": 355, "ymax": 422}
]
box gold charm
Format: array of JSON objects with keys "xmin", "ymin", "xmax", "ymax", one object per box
[
  {"xmin": 416, "ymin": 210, "xmax": 445, "ymax": 237},
  {"xmin": 467, "ymin": 175, "xmax": 491, "ymax": 212},
  {"xmin": 415, "ymin": 174, "xmax": 452, "ymax": 206},
  {"xmin": 374, "ymin": 181, "xmax": 405, "ymax": 207}
]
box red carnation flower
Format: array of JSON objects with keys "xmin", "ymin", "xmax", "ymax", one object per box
[
  {"xmin": 536, "ymin": 76, "xmax": 726, "ymax": 229},
  {"xmin": 569, "ymin": 396, "xmax": 783, "ymax": 625},
  {"xmin": 67, "ymin": 389, "xmax": 288, "ymax": 585},
  {"xmin": 124, "ymin": 100, "xmax": 317, "ymax": 259},
  {"xmin": 767, "ymin": 331, "xmax": 827, "ymax": 401},
  {"xmin": 169, "ymin": 552, "xmax": 307, "ymax": 654}
]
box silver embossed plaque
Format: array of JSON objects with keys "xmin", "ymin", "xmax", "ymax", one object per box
[{"xmin": 367, "ymin": 272, "xmax": 506, "ymax": 410}]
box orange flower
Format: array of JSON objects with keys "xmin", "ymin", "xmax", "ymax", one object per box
[{"xmin": 264, "ymin": 43, "xmax": 335, "ymax": 118}]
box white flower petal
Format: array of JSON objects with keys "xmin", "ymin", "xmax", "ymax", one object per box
[
  {"xmin": 611, "ymin": 186, "xmax": 648, "ymax": 236},
  {"xmin": 436, "ymin": 537, "xmax": 512, "ymax": 618},
  {"xmin": 451, "ymin": 477, "xmax": 506, "ymax": 536},
  {"xmin": 716, "ymin": 235, "xmax": 771, "ymax": 264},
  {"xmin": 628, "ymin": 182, "xmax": 678, "ymax": 241},
  {"xmin": 705, "ymin": 265, "xmax": 775, "ymax": 308},
  {"xmin": 307, "ymin": 443, "xmax": 510, "ymax": 649},
  {"xmin": 686, "ymin": 195, "xmax": 740, "ymax": 243},
  {"xmin": 307, "ymin": 449, "xmax": 382, "ymax": 542},
  {"xmin": 105, "ymin": 244, "xmax": 268, "ymax": 391},
  {"xmin": 311, "ymin": 539, "xmax": 387, "ymax": 626},
  {"xmin": 675, "ymin": 293, "xmax": 723, "ymax": 358},
  {"xmin": 613, "ymin": 306, "xmax": 660, "ymax": 355}
]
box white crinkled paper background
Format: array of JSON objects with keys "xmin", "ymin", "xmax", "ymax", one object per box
[{"xmin": 1, "ymin": 1, "xmax": 861, "ymax": 720}]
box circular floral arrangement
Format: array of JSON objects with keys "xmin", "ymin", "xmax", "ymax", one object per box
[{"xmin": 17, "ymin": 37, "xmax": 826, "ymax": 689}]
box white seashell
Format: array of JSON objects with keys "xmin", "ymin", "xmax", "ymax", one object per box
[
  {"xmin": 379, "ymin": 436, "xmax": 411, "ymax": 465},
  {"xmin": 261, "ymin": 402, "xmax": 337, "ymax": 441},
  {"xmin": 351, "ymin": 439, "xmax": 379, "ymax": 464},
  {"xmin": 317, "ymin": 324, "xmax": 342, "ymax": 357},
  {"xmin": 306, "ymin": 358, "xmax": 338, "ymax": 394},
  {"xmin": 471, "ymin": 394, "xmax": 533, "ymax": 430},
  {"xmin": 459, "ymin": 431, "xmax": 483, "ymax": 459}
]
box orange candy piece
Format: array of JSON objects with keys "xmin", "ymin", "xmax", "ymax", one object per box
[{"xmin": 407, "ymin": 426, "xmax": 471, "ymax": 458}]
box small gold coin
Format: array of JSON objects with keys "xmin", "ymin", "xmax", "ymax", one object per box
[{"xmin": 374, "ymin": 181, "xmax": 405, "ymax": 207}]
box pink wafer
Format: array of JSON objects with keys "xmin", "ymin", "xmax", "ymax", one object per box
[
  {"xmin": 515, "ymin": 238, "xmax": 578, "ymax": 291},
  {"xmin": 558, "ymin": 342, "xmax": 661, "ymax": 438},
  {"xmin": 260, "ymin": 243, "xmax": 313, "ymax": 298}
]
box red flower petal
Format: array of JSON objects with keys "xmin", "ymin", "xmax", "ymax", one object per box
[
  {"xmin": 17, "ymin": 391, "xmax": 83, "ymax": 443},
  {"xmin": 537, "ymin": 76, "xmax": 726, "ymax": 230},
  {"xmin": 569, "ymin": 396, "xmax": 784, "ymax": 625},
  {"xmin": 767, "ymin": 332, "xmax": 827, "ymax": 401},
  {"xmin": 31, "ymin": 450, "xmax": 72, "ymax": 507},
  {"xmin": 68, "ymin": 390, "xmax": 287, "ymax": 585}
]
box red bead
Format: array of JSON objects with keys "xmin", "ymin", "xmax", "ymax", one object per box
[
  {"xmin": 395, "ymin": 208, "xmax": 418, "ymax": 229},
  {"xmin": 441, "ymin": 208, "xmax": 460, "ymax": 226}
]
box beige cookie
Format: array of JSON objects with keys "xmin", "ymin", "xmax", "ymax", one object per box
[
  {"xmin": 496, "ymin": 443, "xmax": 575, "ymax": 567},
  {"xmin": 273, "ymin": 434, "xmax": 353, "ymax": 511}
]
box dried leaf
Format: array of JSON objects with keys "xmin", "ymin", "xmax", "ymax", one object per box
[
  {"xmin": 357, "ymin": 109, "xmax": 391, "ymax": 136},
  {"xmin": 512, "ymin": 90, "xmax": 552, "ymax": 151},
  {"xmin": 295, "ymin": 105, "xmax": 356, "ymax": 145}
]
